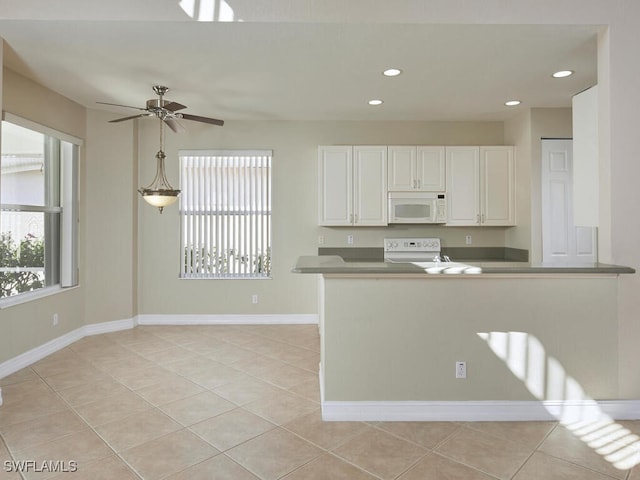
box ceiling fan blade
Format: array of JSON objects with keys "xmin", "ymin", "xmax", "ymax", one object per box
[
  {"xmin": 97, "ymin": 101, "xmax": 148, "ymax": 111},
  {"xmin": 162, "ymin": 101, "xmax": 187, "ymax": 112},
  {"xmin": 108, "ymin": 114, "xmax": 150, "ymax": 123},
  {"xmin": 180, "ymin": 113, "xmax": 225, "ymax": 126},
  {"xmin": 163, "ymin": 117, "xmax": 186, "ymax": 133}
]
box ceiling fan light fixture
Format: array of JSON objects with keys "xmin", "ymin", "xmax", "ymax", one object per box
[
  {"xmin": 139, "ymin": 121, "xmax": 181, "ymax": 213},
  {"xmin": 139, "ymin": 188, "xmax": 180, "ymax": 211},
  {"xmin": 98, "ymin": 85, "xmax": 223, "ymax": 130},
  {"xmin": 138, "ymin": 150, "xmax": 181, "ymax": 213}
]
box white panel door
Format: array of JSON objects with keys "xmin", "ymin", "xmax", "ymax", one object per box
[{"xmin": 541, "ymin": 139, "xmax": 596, "ymax": 264}]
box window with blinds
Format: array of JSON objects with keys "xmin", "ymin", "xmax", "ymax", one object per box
[{"xmin": 179, "ymin": 150, "xmax": 272, "ymax": 279}]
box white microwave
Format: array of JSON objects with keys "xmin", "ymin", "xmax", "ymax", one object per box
[{"xmin": 388, "ymin": 192, "xmax": 446, "ymax": 224}]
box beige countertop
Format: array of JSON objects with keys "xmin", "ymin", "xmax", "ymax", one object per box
[{"xmin": 292, "ymin": 255, "xmax": 635, "ymax": 275}]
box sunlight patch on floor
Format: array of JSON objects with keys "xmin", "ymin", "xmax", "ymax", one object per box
[{"xmin": 478, "ymin": 331, "xmax": 640, "ymax": 470}]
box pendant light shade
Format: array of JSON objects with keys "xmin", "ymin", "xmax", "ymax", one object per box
[
  {"xmin": 138, "ymin": 150, "xmax": 180, "ymax": 213},
  {"xmin": 139, "ymin": 111, "xmax": 180, "ymax": 213}
]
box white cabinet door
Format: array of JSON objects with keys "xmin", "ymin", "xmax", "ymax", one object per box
[
  {"xmin": 446, "ymin": 146, "xmax": 515, "ymax": 226},
  {"xmin": 446, "ymin": 146, "xmax": 480, "ymax": 225},
  {"xmin": 387, "ymin": 146, "xmax": 416, "ymax": 191},
  {"xmin": 416, "ymin": 146, "xmax": 446, "ymax": 191},
  {"xmin": 388, "ymin": 146, "xmax": 445, "ymax": 191},
  {"xmin": 318, "ymin": 146, "xmax": 387, "ymax": 226},
  {"xmin": 480, "ymin": 146, "xmax": 515, "ymax": 226},
  {"xmin": 318, "ymin": 146, "xmax": 352, "ymax": 226},
  {"xmin": 354, "ymin": 146, "xmax": 387, "ymax": 225}
]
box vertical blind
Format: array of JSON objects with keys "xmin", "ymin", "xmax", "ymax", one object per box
[{"xmin": 180, "ymin": 150, "xmax": 272, "ymax": 279}]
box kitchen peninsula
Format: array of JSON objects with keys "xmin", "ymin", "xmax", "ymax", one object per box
[{"xmin": 293, "ymin": 255, "xmax": 636, "ymax": 422}]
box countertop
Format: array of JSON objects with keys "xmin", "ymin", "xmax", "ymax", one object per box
[{"xmin": 292, "ymin": 255, "xmax": 636, "ymax": 275}]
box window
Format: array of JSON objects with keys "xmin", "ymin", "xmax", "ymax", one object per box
[
  {"xmin": 180, "ymin": 150, "xmax": 271, "ymax": 279},
  {"xmin": 0, "ymin": 114, "xmax": 79, "ymax": 301}
]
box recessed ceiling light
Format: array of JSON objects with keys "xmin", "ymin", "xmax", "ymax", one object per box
[
  {"xmin": 552, "ymin": 70, "xmax": 574, "ymax": 78},
  {"xmin": 383, "ymin": 68, "xmax": 402, "ymax": 77},
  {"xmin": 505, "ymin": 100, "xmax": 521, "ymax": 106},
  {"xmin": 368, "ymin": 99, "xmax": 384, "ymax": 106}
]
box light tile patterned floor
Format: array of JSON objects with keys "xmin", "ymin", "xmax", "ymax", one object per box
[{"xmin": 0, "ymin": 324, "xmax": 638, "ymax": 479}]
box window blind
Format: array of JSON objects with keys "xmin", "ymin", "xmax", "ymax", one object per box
[{"xmin": 180, "ymin": 150, "xmax": 272, "ymax": 279}]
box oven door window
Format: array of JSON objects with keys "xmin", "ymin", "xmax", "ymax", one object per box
[{"xmin": 394, "ymin": 203, "xmax": 431, "ymax": 219}]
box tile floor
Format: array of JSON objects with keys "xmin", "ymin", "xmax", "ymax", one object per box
[{"xmin": 0, "ymin": 324, "xmax": 638, "ymax": 480}]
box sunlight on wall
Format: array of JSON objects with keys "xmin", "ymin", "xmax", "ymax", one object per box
[
  {"xmin": 478, "ymin": 331, "xmax": 640, "ymax": 470},
  {"xmin": 179, "ymin": 0, "xmax": 237, "ymax": 22}
]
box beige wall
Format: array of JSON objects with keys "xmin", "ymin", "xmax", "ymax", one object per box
[
  {"xmin": 322, "ymin": 275, "xmax": 619, "ymax": 401},
  {"xmin": 84, "ymin": 109, "xmax": 137, "ymax": 325},
  {"xmin": 0, "ymin": 67, "xmax": 87, "ymax": 363},
  {"xmin": 504, "ymin": 109, "xmax": 532, "ymax": 253},
  {"xmin": 136, "ymin": 119, "xmax": 506, "ymax": 315}
]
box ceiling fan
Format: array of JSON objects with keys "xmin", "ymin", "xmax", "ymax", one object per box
[{"xmin": 97, "ymin": 85, "xmax": 224, "ymax": 133}]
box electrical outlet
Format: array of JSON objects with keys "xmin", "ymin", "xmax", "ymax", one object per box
[
  {"xmin": 347, "ymin": 235, "xmax": 354, "ymax": 245},
  {"xmin": 52, "ymin": 313, "xmax": 59, "ymax": 326},
  {"xmin": 318, "ymin": 235, "xmax": 325, "ymax": 245},
  {"xmin": 465, "ymin": 235, "xmax": 472, "ymax": 245},
  {"xmin": 456, "ymin": 361, "xmax": 467, "ymax": 379},
  {"xmin": 251, "ymin": 294, "xmax": 258, "ymax": 304}
]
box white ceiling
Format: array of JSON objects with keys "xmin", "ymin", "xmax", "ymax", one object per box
[{"xmin": 0, "ymin": 1, "xmax": 598, "ymax": 123}]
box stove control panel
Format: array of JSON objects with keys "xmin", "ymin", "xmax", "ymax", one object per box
[{"xmin": 384, "ymin": 237, "xmax": 441, "ymax": 253}]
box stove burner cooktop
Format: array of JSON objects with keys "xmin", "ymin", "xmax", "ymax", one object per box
[{"xmin": 383, "ymin": 237, "xmax": 442, "ymax": 263}]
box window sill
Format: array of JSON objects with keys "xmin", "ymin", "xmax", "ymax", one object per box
[
  {"xmin": 179, "ymin": 276, "xmax": 273, "ymax": 280},
  {"xmin": 0, "ymin": 285, "xmax": 79, "ymax": 309}
]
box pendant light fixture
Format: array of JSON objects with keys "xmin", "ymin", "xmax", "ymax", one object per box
[{"xmin": 138, "ymin": 113, "xmax": 180, "ymax": 213}]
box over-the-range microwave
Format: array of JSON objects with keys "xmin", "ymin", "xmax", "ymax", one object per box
[{"xmin": 388, "ymin": 192, "xmax": 446, "ymax": 224}]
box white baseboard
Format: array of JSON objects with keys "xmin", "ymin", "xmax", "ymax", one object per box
[
  {"xmin": 84, "ymin": 317, "xmax": 137, "ymax": 336},
  {"xmin": 321, "ymin": 400, "xmax": 640, "ymax": 422},
  {"xmin": 0, "ymin": 313, "xmax": 317, "ymax": 381},
  {"xmin": 137, "ymin": 314, "xmax": 318, "ymax": 325},
  {"xmin": 0, "ymin": 317, "xmax": 136, "ymax": 380}
]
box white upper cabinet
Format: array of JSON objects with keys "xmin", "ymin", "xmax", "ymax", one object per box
[
  {"xmin": 446, "ymin": 147, "xmax": 481, "ymax": 225},
  {"xmin": 387, "ymin": 146, "xmax": 445, "ymax": 191},
  {"xmin": 387, "ymin": 146, "xmax": 415, "ymax": 191},
  {"xmin": 353, "ymin": 146, "xmax": 388, "ymax": 226},
  {"xmin": 319, "ymin": 144, "xmax": 513, "ymax": 228},
  {"xmin": 480, "ymin": 146, "xmax": 516, "ymax": 226},
  {"xmin": 318, "ymin": 146, "xmax": 353, "ymax": 226},
  {"xmin": 446, "ymin": 146, "xmax": 515, "ymax": 226},
  {"xmin": 318, "ymin": 146, "xmax": 387, "ymax": 226}
]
